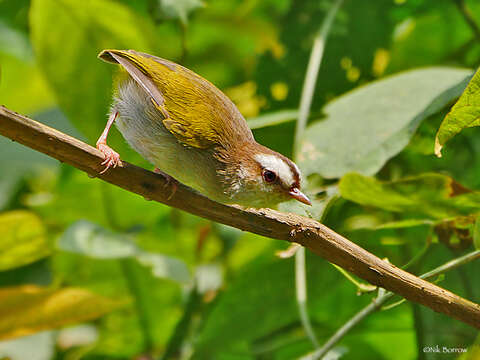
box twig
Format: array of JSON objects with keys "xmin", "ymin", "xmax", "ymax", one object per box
[
  {"xmin": 0, "ymin": 106, "xmax": 479, "ymax": 329},
  {"xmin": 453, "ymin": 0, "xmax": 480, "ymax": 42},
  {"xmin": 301, "ymin": 250, "xmax": 480, "ymax": 359}
]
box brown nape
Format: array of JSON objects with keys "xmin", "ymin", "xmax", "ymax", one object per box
[{"xmin": 223, "ymin": 140, "xmax": 264, "ymax": 171}]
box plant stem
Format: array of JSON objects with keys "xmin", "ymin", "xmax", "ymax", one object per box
[
  {"xmin": 301, "ymin": 250, "xmax": 480, "ymax": 360},
  {"xmin": 292, "ymin": 0, "xmax": 344, "ymax": 349},
  {"xmin": 293, "ymin": 0, "xmax": 344, "ymax": 158},
  {"xmin": 296, "ymin": 247, "xmax": 319, "ymax": 347}
]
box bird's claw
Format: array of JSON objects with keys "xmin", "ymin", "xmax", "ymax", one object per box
[{"xmin": 97, "ymin": 143, "xmax": 120, "ymax": 174}]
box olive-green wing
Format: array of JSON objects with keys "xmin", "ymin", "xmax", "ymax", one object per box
[{"xmin": 99, "ymin": 49, "xmax": 253, "ymax": 149}]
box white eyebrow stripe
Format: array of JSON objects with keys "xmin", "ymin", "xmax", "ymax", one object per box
[{"xmin": 254, "ymin": 153, "xmax": 294, "ymax": 186}]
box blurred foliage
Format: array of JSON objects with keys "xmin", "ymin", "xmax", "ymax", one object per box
[
  {"xmin": 0, "ymin": 211, "xmax": 50, "ymax": 271},
  {"xmin": 0, "ymin": 285, "xmax": 123, "ymax": 340},
  {"xmin": 0, "ymin": 0, "xmax": 480, "ymax": 359}
]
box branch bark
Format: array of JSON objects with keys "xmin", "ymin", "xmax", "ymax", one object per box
[{"xmin": 1, "ymin": 105, "xmax": 479, "ymax": 329}]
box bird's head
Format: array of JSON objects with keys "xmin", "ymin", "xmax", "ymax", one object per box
[{"xmin": 219, "ymin": 142, "xmax": 311, "ymax": 208}]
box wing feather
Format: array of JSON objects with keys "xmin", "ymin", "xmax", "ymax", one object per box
[{"xmin": 99, "ymin": 49, "xmax": 254, "ymax": 149}]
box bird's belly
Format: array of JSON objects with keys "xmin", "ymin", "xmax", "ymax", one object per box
[{"xmin": 112, "ymin": 78, "xmax": 223, "ymax": 201}]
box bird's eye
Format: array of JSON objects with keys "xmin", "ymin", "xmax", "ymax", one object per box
[{"xmin": 262, "ymin": 169, "xmax": 277, "ymax": 183}]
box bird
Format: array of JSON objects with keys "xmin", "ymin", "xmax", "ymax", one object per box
[{"xmin": 96, "ymin": 49, "xmax": 311, "ymax": 208}]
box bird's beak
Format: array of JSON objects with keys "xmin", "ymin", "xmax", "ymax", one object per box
[{"xmin": 289, "ymin": 188, "xmax": 312, "ymax": 206}]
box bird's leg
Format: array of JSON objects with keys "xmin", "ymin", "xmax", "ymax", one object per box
[
  {"xmin": 96, "ymin": 111, "xmax": 120, "ymax": 174},
  {"xmin": 154, "ymin": 168, "xmax": 178, "ymax": 200}
]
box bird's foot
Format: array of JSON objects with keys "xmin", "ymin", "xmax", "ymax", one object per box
[
  {"xmin": 154, "ymin": 168, "xmax": 177, "ymax": 200},
  {"xmin": 97, "ymin": 143, "xmax": 121, "ymax": 174}
]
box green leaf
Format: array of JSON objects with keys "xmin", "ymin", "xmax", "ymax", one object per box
[
  {"xmin": 339, "ymin": 173, "xmax": 480, "ymax": 220},
  {"xmin": 435, "ymin": 67, "xmax": 480, "ymax": 157},
  {"xmin": 0, "ymin": 285, "xmax": 123, "ymax": 340},
  {"xmin": 158, "ymin": 0, "xmax": 204, "ymax": 25},
  {"xmin": 0, "ymin": 211, "xmax": 50, "ymax": 271},
  {"xmin": 247, "ymin": 110, "xmax": 298, "ymax": 129},
  {"xmin": 58, "ymin": 220, "xmax": 191, "ymax": 283},
  {"xmin": 29, "ymin": 0, "xmax": 159, "ymax": 141},
  {"xmin": 298, "ymin": 67, "xmax": 472, "ymax": 178}
]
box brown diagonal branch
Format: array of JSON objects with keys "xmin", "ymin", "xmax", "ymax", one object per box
[{"xmin": 0, "ymin": 105, "xmax": 479, "ymax": 329}]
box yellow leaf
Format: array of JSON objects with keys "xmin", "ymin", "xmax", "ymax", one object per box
[{"xmin": 0, "ymin": 285, "xmax": 124, "ymax": 340}]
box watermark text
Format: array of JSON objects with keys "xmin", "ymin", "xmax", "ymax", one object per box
[{"xmin": 423, "ymin": 345, "xmax": 467, "ymax": 354}]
